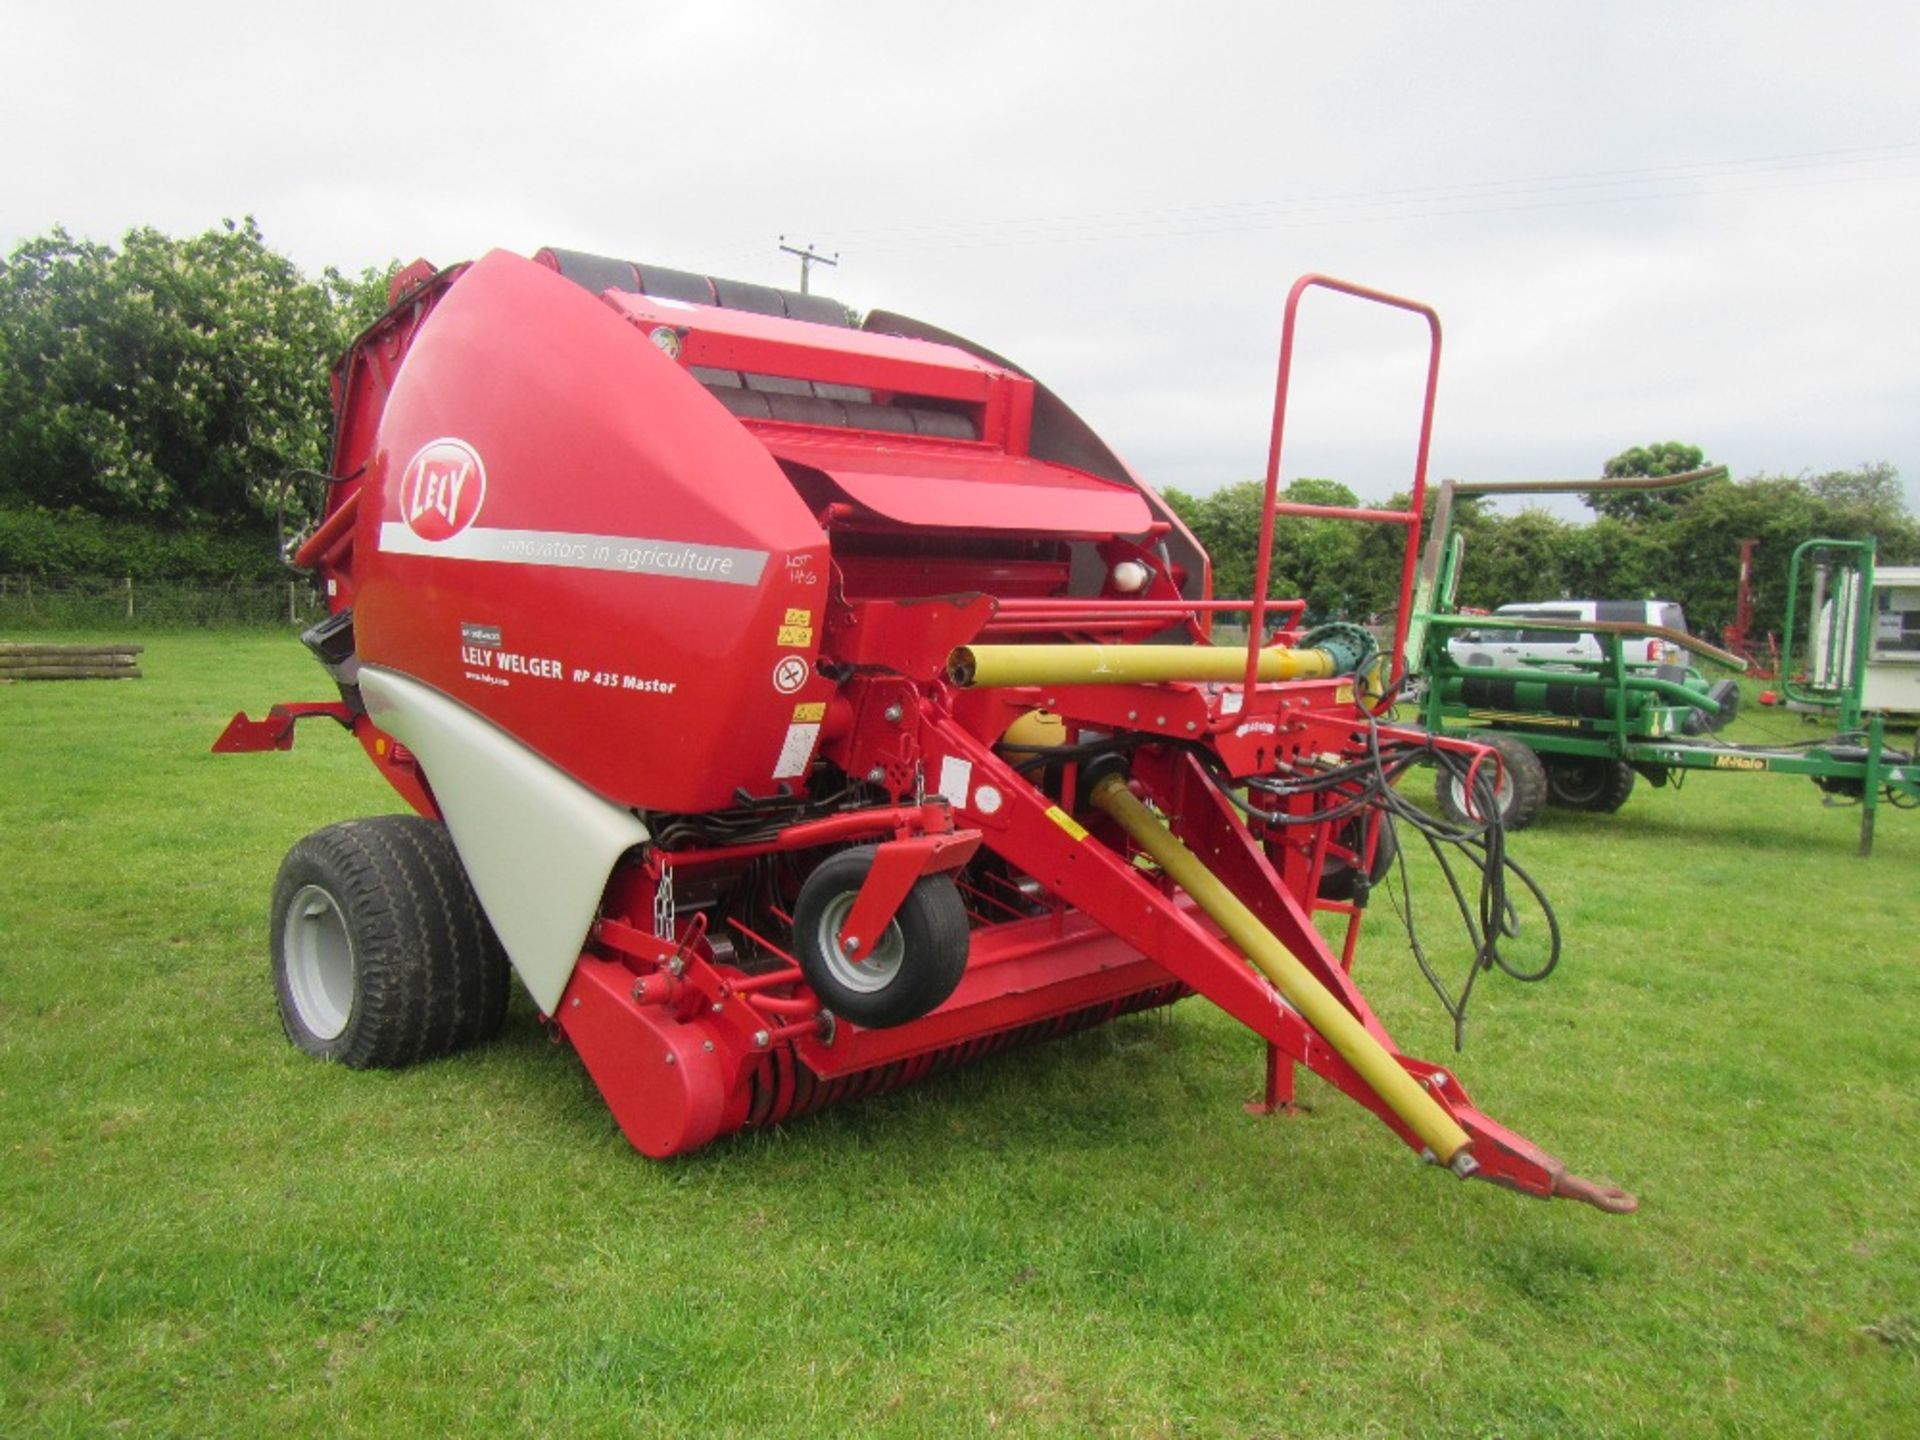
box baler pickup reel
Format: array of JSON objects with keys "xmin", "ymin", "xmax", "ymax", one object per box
[{"xmin": 218, "ymin": 250, "xmax": 1635, "ymax": 1213}]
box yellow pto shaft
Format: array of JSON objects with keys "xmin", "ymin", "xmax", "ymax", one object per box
[
  {"xmin": 949, "ymin": 643, "xmax": 1337, "ymax": 688},
  {"xmin": 1088, "ymin": 773, "xmax": 1471, "ymax": 1166}
]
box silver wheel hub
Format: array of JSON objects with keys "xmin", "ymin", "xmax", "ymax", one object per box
[
  {"xmin": 815, "ymin": 893, "xmax": 905, "ymax": 994},
  {"xmin": 282, "ymin": 884, "xmax": 354, "ymax": 1040},
  {"xmin": 1451, "ymin": 762, "xmax": 1513, "ymax": 820}
]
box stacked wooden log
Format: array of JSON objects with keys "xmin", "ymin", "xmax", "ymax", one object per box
[{"xmin": 0, "ymin": 643, "xmax": 145, "ymax": 681}]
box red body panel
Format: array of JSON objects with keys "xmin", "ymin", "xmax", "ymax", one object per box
[
  {"xmin": 601, "ymin": 292, "xmax": 1012, "ymax": 408},
  {"xmin": 762, "ymin": 432, "xmax": 1153, "ymax": 535},
  {"xmin": 349, "ymin": 252, "xmax": 835, "ymax": 812}
]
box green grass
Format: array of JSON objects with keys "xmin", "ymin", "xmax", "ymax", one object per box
[{"xmin": 2, "ymin": 634, "xmax": 1915, "ymax": 1438}]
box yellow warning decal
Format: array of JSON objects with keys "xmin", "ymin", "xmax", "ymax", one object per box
[
  {"xmin": 791, "ymin": 701, "xmax": 826, "ymax": 722},
  {"xmin": 1468, "ymin": 710, "xmax": 1580, "ymax": 728},
  {"xmin": 777, "ymin": 624, "xmax": 815, "ymax": 646},
  {"xmin": 1044, "ymin": 805, "xmax": 1089, "ymax": 842},
  {"xmin": 783, "ymin": 607, "xmax": 813, "ymax": 627},
  {"xmin": 1334, "ymin": 683, "xmax": 1355, "ymax": 704}
]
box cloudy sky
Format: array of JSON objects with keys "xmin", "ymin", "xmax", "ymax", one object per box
[{"xmin": 5, "ymin": 1, "xmax": 1917, "ymax": 515}]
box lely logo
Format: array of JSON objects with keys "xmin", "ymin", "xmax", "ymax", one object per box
[{"xmin": 399, "ymin": 438, "xmax": 487, "ymax": 542}]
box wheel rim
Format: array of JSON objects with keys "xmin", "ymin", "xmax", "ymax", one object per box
[
  {"xmin": 813, "ymin": 893, "xmax": 906, "ymax": 994},
  {"xmin": 1448, "ymin": 762, "xmax": 1512, "ymax": 820},
  {"xmin": 1549, "ymin": 759, "xmax": 1608, "ymax": 805},
  {"xmin": 282, "ymin": 884, "xmax": 354, "ymax": 1040}
]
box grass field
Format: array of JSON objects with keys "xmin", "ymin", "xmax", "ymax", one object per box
[{"xmin": 2, "ymin": 632, "xmax": 1915, "ymax": 1438}]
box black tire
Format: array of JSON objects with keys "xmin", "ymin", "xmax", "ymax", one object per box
[
  {"xmin": 1317, "ymin": 814, "xmax": 1399, "ymax": 901},
  {"xmin": 270, "ymin": 816, "xmax": 511, "ymax": 1068},
  {"xmin": 1543, "ymin": 754, "xmax": 1637, "ymax": 813},
  {"xmin": 792, "ymin": 847, "xmax": 970, "ymax": 1029},
  {"xmin": 1434, "ymin": 732, "xmax": 1548, "ymax": 831}
]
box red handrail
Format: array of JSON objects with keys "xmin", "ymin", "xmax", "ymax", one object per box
[
  {"xmin": 1244, "ymin": 275, "xmax": 1441, "ymax": 695},
  {"xmin": 293, "ymin": 488, "xmax": 361, "ymax": 572}
]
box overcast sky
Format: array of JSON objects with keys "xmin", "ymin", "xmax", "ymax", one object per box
[{"xmin": 5, "ymin": 1, "xmax": 1917, "ymax": 518}]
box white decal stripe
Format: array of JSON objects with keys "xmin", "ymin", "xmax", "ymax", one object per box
[
  {"xmin": 379, "ymin": 522, "xmax": 768, "ymax": 585},
  {"xmin": 772, "ymin": 723, "xmax": 821, "ymax": 780}
]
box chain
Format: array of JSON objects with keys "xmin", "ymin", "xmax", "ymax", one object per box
[{"xmin": 652, "ymin": 862, "xmax": 676, "ymax": 942}]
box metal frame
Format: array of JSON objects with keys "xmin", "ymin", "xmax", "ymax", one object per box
[
  {"xmin": 1247, "ymin": 275, "xmax": 1441, "ymax": 696},
  {"xmin": 1407, "ymin": 478, "xmax": 1917, "ymax": 855}
]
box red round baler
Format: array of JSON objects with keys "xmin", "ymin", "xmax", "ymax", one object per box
[{"xmin": 217, "ymin": 247, "xmax": 1633, "ymax": 1213}]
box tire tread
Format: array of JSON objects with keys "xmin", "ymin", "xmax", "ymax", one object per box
[
  {"xmin": 1434, "ymin": 732, "xmax": 1549, "ymax": 831},
  {"xmin": 791, "ymin": 848, "xmax": 971, "ymax": 1029},
  {"xmin": 271, "ymin": 816, "xmax": 510, "ymax": 1069}
]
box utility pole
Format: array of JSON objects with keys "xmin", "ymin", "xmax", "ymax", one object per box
[{"xmin": 778, "ymin": 236, "xmax": 838, "ymax": 294}]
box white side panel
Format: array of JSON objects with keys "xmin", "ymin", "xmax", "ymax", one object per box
[{"xmin": 357, "ymin": 667, "xmax": 649, "ymax": 1014}]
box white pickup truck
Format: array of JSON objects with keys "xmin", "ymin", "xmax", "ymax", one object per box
[{"xmin": 1447, "ymin": 599, "xmax": 1691, "ymax": 670}]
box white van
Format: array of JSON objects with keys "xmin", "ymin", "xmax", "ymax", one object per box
[{"xmin": 1447, "ymin": 599, "xmax": 1690, "ymax": 670}]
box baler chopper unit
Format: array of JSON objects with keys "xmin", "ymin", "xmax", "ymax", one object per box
[{"xmin": 218, "ymin": 248, "xmax": 1634, "ymax": 1213}]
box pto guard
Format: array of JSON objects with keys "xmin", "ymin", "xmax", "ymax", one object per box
[{"xmin": 219, "ymin": 246, "xmax": 1635, "ymax": 1214}]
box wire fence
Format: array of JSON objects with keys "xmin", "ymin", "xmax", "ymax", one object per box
[
  {"xmin": 0, "ymin": 574, "xmax": 320, "ymax": 631},
  {"xmin": 0, "ymin": 579, "xmax": 1400, "ymax": 641}
]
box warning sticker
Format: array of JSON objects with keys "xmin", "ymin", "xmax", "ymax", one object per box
[
  {"xmin": 791, "ymin": 701, "xmax": 826, "ymax": 722},
  {"xmin": 777, "ymin": 624, "xmax": 815, "ymax": 646},
  {"xmin": 773, "ymin": 655, "xmax": 810, "ymax": 694},
  {"xmin": 936, "ymin": 755, "xmax": 972, "ymax": 809},
  {"xmin": 1044, "ymin": 805, "xmax": 1089, "ymax": 842},
  {"xmin": 773, "ymin": 722, "xmax": 821, "ymax": 779},
  {"xmin": 784, "ymin": 607, "xmax": 814, "ymax": 627}
]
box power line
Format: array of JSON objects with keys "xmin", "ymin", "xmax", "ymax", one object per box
[
  {"xmin": 791, "ymin": 141, "xmax": 1920, "ymax": 255},
  {"xmin": 811, "ymin": 141, "xmax": 1920, "ymax": 244},
  {"xmin": 777, "ymin": 236, "xmax": 838, "ymax": 293}
]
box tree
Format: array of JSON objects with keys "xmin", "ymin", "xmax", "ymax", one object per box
[
  {"xmin": 1170, "ymin": 456, "xmax": 1914, "ymax": 652},
  {"xmin": 1269, "ymin": 477, "xmax": 1367, "ymax": 619},
  {"xmin": 1559, "ymin": 516, "xmax": 1667, "ymax": 606},
  {"xmin": 1806, "ymin": 462, "xmax": 1907, "ymax": 531},
  {"xmin": 0, "ymin": 220, "xmax": 393, "ymax": 527},
  {"xmin": 1454, "ymin": 507, "xmax": 1572, "ymax": 611},
  {"xmin": 1159, "ymin": 477, "xmax": 1367, "ymax": 621},
  {"xmin": 1652, "ymin": 475, "xmax": 1814, "ymax": 638},
  {"xmin": 1584, "ymin": 441, "xmax": 1709, "ymax": 523},
  {"xmin": 1670, "ymin": 468, "xmax": 1919, "ymax": 639}
]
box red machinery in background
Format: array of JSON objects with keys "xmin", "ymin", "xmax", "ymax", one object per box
[
  {"xmin": 218, "ymin": 248, "xmax": 1634, "ymax": 1212},
  {"xmin": 1723, "ymin": 537, "xmax": 1781, "ymax": 679}
]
